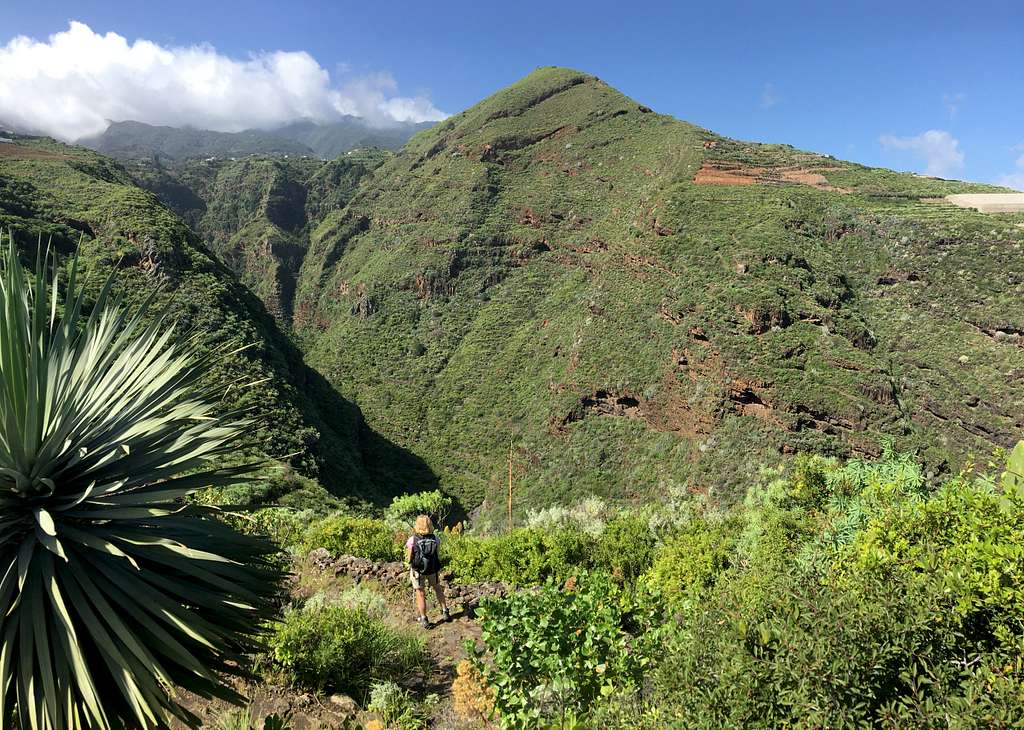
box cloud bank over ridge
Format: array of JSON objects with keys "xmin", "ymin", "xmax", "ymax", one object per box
[
  {"xmin": 0, "ymin": 22, "xmax": 446, "ymax": 140},
  {"xmin": 879, "ymin": 130, "xmax": 965, "ymax": 178}
]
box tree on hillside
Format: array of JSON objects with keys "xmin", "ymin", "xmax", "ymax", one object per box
[{"xmin": 0, "ymin": 236, "xmax": 281, "ymax": 729}]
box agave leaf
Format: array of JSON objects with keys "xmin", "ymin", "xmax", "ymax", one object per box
[
  {"xmin": 33, "ymin": 509, "xmax": 55, "ymax": 536},
  {"xmin": 16, "ymin": 539, "xmax": 34, "ymax": 593},
  {"xmin": 57, "ymin": 571, "xmax": 173, "ymax": 688},
  {"xmin": 71, "ymin": 565, "xmax": 213, "ymax": 679},
  {"xmin": 28, "ymin": 556, "xmax": 60, "ymax": 729},
  {"xmin": 0, "ymin": 236, "xmax": 282, "ymax": 728},
  {"xmin": 34, "ymin": 531, "xmax": 67, "ymax": 563},
  {"xmin": 0, "ymin": 622, "xmax": 16, "ymax": 723},
  {"xmin": 56, "ymin": 526, "xmax": 140, "ymax": 571},
  {"xmin": 53, "ymin": 568, "xmax": 160, "ymax": 729}
]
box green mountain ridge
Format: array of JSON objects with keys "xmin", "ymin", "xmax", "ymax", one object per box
[
  {"xmin": 274, "ymin": 118, "xmax": 436, "ymax": 159},
  {"xmin": 4, "ymin": 67, "xmax": 1023, "ymax": 521},
  {"xmin": 80, "ymin": 120, "xmax": 314, "ymax": 161},
  {"xmin": 80, "ymin": 117, "xmax": 432, "ymax": 163}
]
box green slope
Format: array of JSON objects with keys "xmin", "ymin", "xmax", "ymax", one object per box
[
  {"xmin": 123, "ymin": 150, "xmax": 389, "ymax": 328},
  {"xmin": 168, "ymin": 151, "xmax": 389, "ymax": 327},
  {"xmin": 0, "ymin": 135, "xmax": 433, "ymax": 507},
  {"xmin": 282, "ymin": 67, "xmax": 1024, "ymax": 515}
]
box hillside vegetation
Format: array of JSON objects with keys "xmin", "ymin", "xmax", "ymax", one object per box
[
  {"xmin": 2, "ymin": 65, "xmax": 1023, "ymax": 729},
  {"xmin": 0, "ymin": 135, "xmax": 433, "ymax": 507},
  {"xmin": 6, "ymin": 66, "xmax": 1024, "ymax": 522},
  {"xmin": 249, "ymin": 446, "xmax": 1024, "ymax": 727},
  {"xmin": 274, "ymin": 67, "xmax": 1024, "ymax": 515}
]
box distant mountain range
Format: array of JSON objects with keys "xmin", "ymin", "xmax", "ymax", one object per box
[{"xmin": 79, "ymin": 117, "xmax": 435, "ymax": 162}]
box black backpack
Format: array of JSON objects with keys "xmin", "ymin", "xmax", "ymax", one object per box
[{"xmin": 411, "ymin": 534, "xmax": 441, "ymax": 575}]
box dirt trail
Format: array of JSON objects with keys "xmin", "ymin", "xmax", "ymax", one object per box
[
  {"xmin": 395, "ymin": 594, "xmax": 483, "ymax": 698},
  {"xmin": 172, "ymin": 555, "xmax": 493, "ymax": 729}
]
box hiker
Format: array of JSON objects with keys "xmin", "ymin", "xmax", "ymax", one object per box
[{"xmin": 406, "ymin": 514, "xmax": 449, "ymax": 626}]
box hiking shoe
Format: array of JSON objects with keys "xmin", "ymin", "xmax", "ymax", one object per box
[
  {"xmin": 441, "ymin": 607, "xmax": 451, "ymax": 621},
  {"xmin": 416, "ymin": 615, "xmax": 429, "ymax": 628}
]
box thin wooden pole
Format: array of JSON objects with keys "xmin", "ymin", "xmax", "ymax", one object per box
[{"xmin": 507, "ymin": 436, "xmax": 514, "ymax": 532}]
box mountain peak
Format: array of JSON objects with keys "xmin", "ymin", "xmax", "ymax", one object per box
[
  {"xmin": 398, "ymin": 66, "xmax": 668, "ymax": 169},
  {"xmin": 434, "ymin": 67, "xmax": 625, "ymax": 133}
]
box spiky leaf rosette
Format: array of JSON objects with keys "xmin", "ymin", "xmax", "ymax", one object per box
[{"xmin": 0, "ymin": 237, "xmax": 283, "ymax": 729}]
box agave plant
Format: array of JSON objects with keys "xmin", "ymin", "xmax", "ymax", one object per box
[{"xmin": 0, "ymin": 236, "xmax": 282, "ymax": 729}]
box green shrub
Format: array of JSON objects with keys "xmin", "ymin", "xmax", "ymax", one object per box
[
  {"xmin": 216, "ymin": 708, "xmax": 294, "ymax": 730},
  {"xmin": 525, "ymin": 496, "xmax": 615, "ymax": 537},
  {"xmin": 841, "ymin": 450, "xmax": 1024, "ymax": 630},
  {"xmin": 215, "ymin": 708, "xmax": 254, "ymax": 730},
  {"xmin": 367, "ymin": 681, "xmax": 428, "ymax": 729},
  {"xmin": 728, "ymin": 450, "xmax": 928, "ymax": 596},
  {"xmin": 240, "ymin": 507, "xmax": 318, "ymax": 547},
  {"xmin": 595, "ymin": 513, "xmax": 657, "ymax": 581},
  {"xmin": 736, "ymin": 475, "xmax": 817, "ymax": 568},
  {"xmin": 301, "ymin": 514, "xmax": 401, "ymax": 561},
  {"xmin": 537, "ymin": 529, "xmax": 599, "ymax": 580},
  {"xmin": 386, "ymin": 490, "xmax": 453, "ymax": 528},
  {"xmin": 650, "ymin": 561, "xmax": 1024, "ymax": 728},
  {"xmin": 784, "ymin": 453, "xmax": 835, "ymax": 508},
  {"xmin": 638, "ymin": 447, "xmax": 1024, "ymax": 727},
  {"xmin": 644, "ymin": 519, "xmax": 734, "ymax": 603},
  {"xmin": 472, "ymin": 573, "xmax": 663, "ymax": 727},
  {"xmin": 303, "ymin": 584, "xmax": 390, "ymax": 620},
  {"xmin": 445, "ymin": 518, "xmax": 659, "ymax": 585},
  {"xmin": 445, "ymin": 527, "xmax": 597, "ymax": 584},
  {"xmin": 265, "ymin": 605, "xmax": 427, "ymax": 701}
]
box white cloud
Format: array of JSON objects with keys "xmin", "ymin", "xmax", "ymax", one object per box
[
  {"xmin": 879, "ymin": 129, "xmax": 965, "ymax": 178},
  {"xmin": 997, "ymin": 148, "xmax": 1024, "ymax": 191},
  {"xmin": 760, "ymin": 82, "xmax": 780, "ymax": 109},
  {"xmin": 0, "ymin": 21, "xmax": 446, "ymax": 140}
]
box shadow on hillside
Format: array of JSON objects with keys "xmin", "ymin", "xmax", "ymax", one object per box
[
  {"xmin": 298, "ymin": 362, "xmax": 440, "ymax": 507},
  {"xmin": 201, "ymin": 239, "xmax": 441, "ymax": 509}
]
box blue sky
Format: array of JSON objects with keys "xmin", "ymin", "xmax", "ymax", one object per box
[{"xmin": 2, "ymin": 0, "xmax": 1022, "ymax": 187}]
